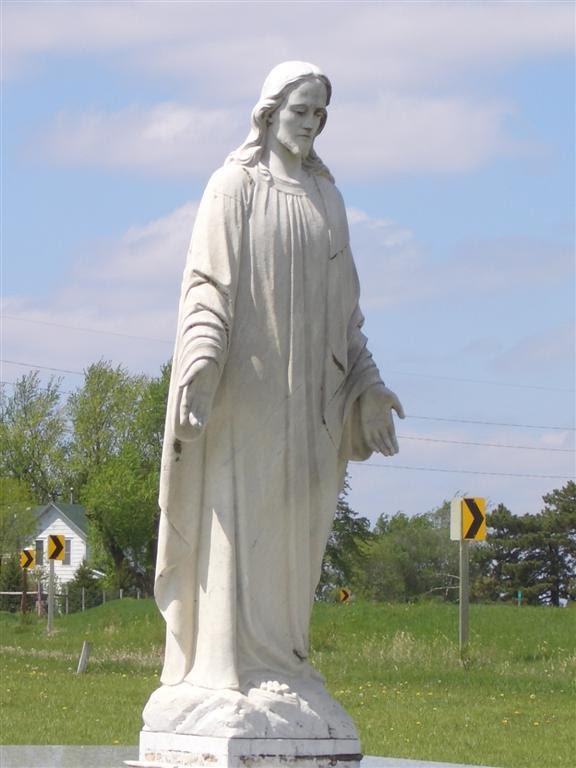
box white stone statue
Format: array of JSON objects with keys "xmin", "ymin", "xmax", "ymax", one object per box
[{"xmin": 140, "ymin": 61, "xmax": 404, "ymax": 766}]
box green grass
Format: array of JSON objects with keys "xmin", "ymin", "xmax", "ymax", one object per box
[
  {"xmin": 310, "ymin": 602, "xmax": 575, "ymax": 767},
  {"xmin": 1, "ymin": 599, "xmax": 574, "ymax": 767}
]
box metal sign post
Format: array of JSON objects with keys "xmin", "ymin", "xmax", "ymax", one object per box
[
  {"xmin": 451, "ymin": 497, "xmax": 487, "ymax": 656},
  {"xmin": 459, "ymin": 539, "xmax": 470, "ymax": 650},
  {"xmin": 46, "ymin": 534, "xmax": 65, "ymax": 634},
  {"xmin": 47, "ymin": 559, "xmax": 55, "ymax": 634}
]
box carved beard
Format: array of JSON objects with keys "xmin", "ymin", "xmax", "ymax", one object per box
[{"xmin": 279, "ymin": 136, "xmax": 303, "ymax": 156}]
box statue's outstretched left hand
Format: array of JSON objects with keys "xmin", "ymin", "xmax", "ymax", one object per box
[{"xmin": 359, "ymin": 384, "xmax": 405, "ymax": 456}]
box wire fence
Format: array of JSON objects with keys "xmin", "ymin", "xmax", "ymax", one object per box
[{"xmin": 0, "ymin": 586, "xmax": 144, "ymax": 615}]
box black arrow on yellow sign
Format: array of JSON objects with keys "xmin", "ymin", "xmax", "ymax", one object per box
[
  {"xmin": 463, "ymin": 498, "xmax": 485, "ymax": 540},
  {"xmin": 20, "ymin": 549, "xmax": 35, "ymax": 569},
  {"xmin": 48, "ymin": 534, "xmax": 65, "ymax": 561}
]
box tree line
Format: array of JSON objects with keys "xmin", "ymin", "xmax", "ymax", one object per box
[{"xmin": 1, "ymin": 363, "xmax": 574, "ymax": 606}]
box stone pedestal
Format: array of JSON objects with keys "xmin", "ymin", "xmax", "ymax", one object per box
[{"xmin": 126, "ymin": 731, "xmax": 362, "ymax": 767}]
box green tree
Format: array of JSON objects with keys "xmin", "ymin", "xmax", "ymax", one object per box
[
  {"xmin": 538, "ymin": 482, "xmax": 576, "ymax": 605},
  {"xmin": 356, "ymin": 504, "xmax": 466, "ymax": 603},
  {"xmin": 0, "ymin": 373, "xmax": 68, "ymax": 501},
  {"xmin": 69, "ymin": 361, "xmax": 170, "ymax": 592},
  {"xmin": 81, "ymin": 445, "xmax": 159, "ymax": 591},
  {"xmin": 0, "ymin": 477, "xmax": 36, "ymax": 558},
  {"xmin": 480, "ymin": 484, "xmax": 576, "ymax": 606},
  {"xmin": 67, "ymin": 361, "xmax": 146, "ymax": 489},
  {"xmin": 66, "ymin": 560, "xmax": 104, "ymax": 612},
  {"xmin": 318, "ymin": 475, "xmax": 372, "ymax": 597},
  {"xmin": 0, "ymin": 554, "xmax": 25, "ymax": 612}
]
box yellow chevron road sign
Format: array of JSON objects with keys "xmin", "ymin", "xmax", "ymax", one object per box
[
  {"xmin": 450, "ymin": 497, "xmax": 486, "ymax": 541},
  {"xmin": 48, "ymin": 534, "xmax": 65, "ymax": 561},
  {"xmin": 20, "ymin": 549, "xmax": 35, "ymax": 569}
]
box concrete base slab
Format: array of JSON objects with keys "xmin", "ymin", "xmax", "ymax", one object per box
[{"xmin": 132, "ymin": 731, "xmax": 362, "ymax": 767}]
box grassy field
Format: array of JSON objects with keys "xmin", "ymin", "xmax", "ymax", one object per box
[{"xmin": 1, "ymin": 599, "xmax": 574, "ymax": 767}]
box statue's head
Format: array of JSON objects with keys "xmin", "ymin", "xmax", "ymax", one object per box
[{"xmin": 227, "ymin": 61, "xmax": 334, "ymax": 181}]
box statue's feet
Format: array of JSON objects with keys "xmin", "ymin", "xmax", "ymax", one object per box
[{"xmin": 143, "ymin": 677, "xmax": 358, "ymax": 740}]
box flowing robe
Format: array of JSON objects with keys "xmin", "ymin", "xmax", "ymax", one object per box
[{"xmin": 155, "ymin": 163, "xmax": 382, "ymax": 691}]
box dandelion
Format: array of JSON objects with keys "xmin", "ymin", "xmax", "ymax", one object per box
[
  {"xmin": 533, "ymin": 721, "xmax": 540, "ymax": 726},
  {"xmin": 529, "ymin": 694, "xmax": 536, "ymax": 700},
  {"xmin": 501, "ymin": 719, "xmax": 509, "ymax": 725}
]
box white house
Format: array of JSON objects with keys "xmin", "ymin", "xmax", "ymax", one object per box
[{"xmin": 32, "ymin": 502, "xmax": 89, "ymax": 584}]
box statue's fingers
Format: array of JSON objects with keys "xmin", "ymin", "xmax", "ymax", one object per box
[
  {"xmin": 187, "ymin": 398, "xmax": 207, "ymax": 427},
  {"xmin": 374, "ymin": 426, "xmax": 394, "ymax": 456},
  {"xmin": 365, "ymin": 426, "xmax": 383, "ymax": 454},
  {"xmin": 392, "ymin": 395, "xmax": 405, "ymax": 420},
  {"xmin": 188, "ymin": 413, "xmax": 205, "ymax": 430},
  {"xmin": 179, "ymin": 388, "xmax": 191, "ymax": 428},
  {"xmin": 388, "ymin": 427, "xmax": 399, "ymax": 454}
]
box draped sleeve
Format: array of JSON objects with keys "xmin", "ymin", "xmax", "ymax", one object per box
[{"xmin": 170, "ymin": 165, "xmax": 253, "ymax": 440}]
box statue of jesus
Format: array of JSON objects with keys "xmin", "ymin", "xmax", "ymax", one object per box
[{"xmin": 143, "ymin": 61, "xmax": 404, "ymax": 748}]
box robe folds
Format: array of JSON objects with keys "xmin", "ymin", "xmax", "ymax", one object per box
[{"xmin": 155, "ymin": 162, "xmax": 383, "ymax": 691}]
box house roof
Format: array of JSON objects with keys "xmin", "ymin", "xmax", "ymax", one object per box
[{"xmin": 34, "ymin": 502, "xmax": 88, "ymax": 537}]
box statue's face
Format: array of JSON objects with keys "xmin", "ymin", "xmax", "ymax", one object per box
[{"xmin": 268, "ymin": 78, "xmax": 328, "ymax": 159}]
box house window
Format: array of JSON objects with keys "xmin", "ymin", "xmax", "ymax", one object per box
[
  {"xmin": 64, "ymin": 539, "xmax": 71, "ymax": 566},
  {"xmin": 36, "ymin": 539, "xmax": 44, "ymax": 565}
]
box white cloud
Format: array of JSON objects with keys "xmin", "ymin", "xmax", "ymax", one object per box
[
  {"xmin": 38, "ymin": 104, "xmax": 243, "ymax": 176},
  {"xmin": 2, "ymin": 201, "xmax": 200, "ymax": 378},
  {"xmin": 324, "ymin": 94, "xmax": 514, "ymax": 177},
  {"xmin": 13, "ymin": 1, "xmax": 571, "ymax": 178},
  {"xmin": 4, "ymin": 2, "xmax": 573, "ymax": 93},
  {"xmin": 490, "ymin": 324, "xmax": 576, "ymax": 377},
  {"xmin": 36, "ymin": 91, "xmax": 515, "ymax": 178},
  {"xmin": 79, "ymin": 201, "xmax": 198, "ymax": 284},
  {"xmin": 350, "ymin": 208, "xmax": 574, "ymax": 310}
]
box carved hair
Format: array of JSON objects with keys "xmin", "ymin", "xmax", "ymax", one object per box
[{"xmin": 226, "ymin": 61, "xmax": 334, "ymax": 182}]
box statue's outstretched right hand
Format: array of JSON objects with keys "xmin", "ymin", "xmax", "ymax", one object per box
[{"xmin": 176, "ymin": 358, "xmax": 220, "ymax": 441}]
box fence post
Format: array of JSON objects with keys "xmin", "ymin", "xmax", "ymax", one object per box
[
  {"xmin": 77, "ymin": 640, "xmax": 90, "ymax": 674},
  {"xmin": 81, "ymin": 587, "xmax": 85, "ymax": 612},
  {"xmin": 65, "ymin": 586, "xmax": 69, "ymax": 615},
  {"xmin": 137, "ymin": 589, "xmax": 140, "ymax": 600},
  {"xmin": 102, "ymin": 590, "xmax": 106, "ymax": 605},
  {"xmin": 119, "ymin": 588, "xmax": 123, "ymax": 600},
  {"xmin": 37, "ymin": 581, "xmax": 44, "ymax": 617}
]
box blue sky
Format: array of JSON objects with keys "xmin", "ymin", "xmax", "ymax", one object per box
[{"xmin": 2, "ymin": 0, "xmax": 574, "ymax": 521}]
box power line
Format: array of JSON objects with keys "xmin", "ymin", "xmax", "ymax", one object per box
[
  {"xmin": 357, "ymin": 463, "xmax": 574, "ymax": 481},
  {"xmin": 1, "ymin": 360, "xmax": 84, "ymax": 376},
  {"xmin": 408, "ymin": 414, "xmax": 575, "ymax": 431},
  {"xmin": 1, "ymin": 314, "xmax": 172, "ymax": 344},
  {"xmin": 389, "ymin": 370, "xmax": 574, "ymax": 393},
  {"xmin": 2, "ymin": 363, "xmax": 575, "ymax": 432},
  {"xmin": 3, "ymin": 315, "xmax": 573, "ymax": 395},
  {"xmin": 399, "ymin": 434, "xmax": 575, "ymax": 453}
]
